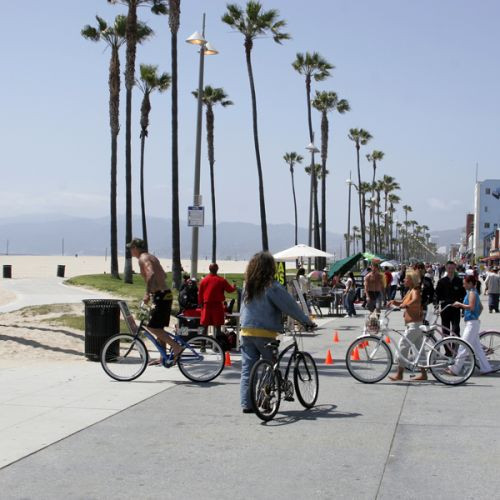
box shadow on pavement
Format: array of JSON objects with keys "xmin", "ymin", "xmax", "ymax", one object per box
[
  {"xmin": 0, "ymin": 333, "xmax": 84, "ymax": 357},
  {"xmin": 262, "ymin": 404, "xmax": 362, "ymax": 426},
  {"xmin": 0, "ymin": 323, "xmax": 85, "ymax": 341}
]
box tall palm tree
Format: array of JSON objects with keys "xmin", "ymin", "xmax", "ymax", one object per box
[
  {"xmin": 137, "ymin": 64, "xmax": 171, "ymax": 252},
  {"xmin": 348, "ymin": 128, "xmax": 372, "ymax": 252},
  {"xmin": 312, "ymin": 90, "xmax": 350, "ymax": 259},
  {"xmin": 402, "ymin": 204, "xmax": 412, "ymax": 261},
  {"xmin": 352, "ymin": 225, "xmax": 360, "ymax": 253},
  {"xmin": 82, "ymin": 15, "xmax": 129, "ymax": 279},
  {"xmin": 283, "ymin": 152, "xmax": 303, "ymax": 245},
  {"xmin": 365, "ymin": 150, "xmax": 384, "ymax": 247},
  {"xmin": 381, "ymin": 175, "xmax": 400, "ymax": 252},
  {"xmin": 167, "ymin": 0, "xmax": 182, "ymax": 288},
  {"xmin": 292, "ymin": 53, "xmax": 333, "ymax": 253},
  {"xmin": 222, "ymin": 1, "xmax": 289, "ymax": 251},
  {"xmin": 108, "ymin": 0, "xmax": 165, "ymax": 283},
  {"xmin": 192, "ymin": 86, "xmax": 233, "ymax": 263},
  {"xmin": 388, "ymin": 193, "xmax": 400, "ymax": 255}
]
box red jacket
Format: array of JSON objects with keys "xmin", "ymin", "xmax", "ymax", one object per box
[{"xmin": 198, "ymin": 274, "xmax": 236, "ymax": 326}]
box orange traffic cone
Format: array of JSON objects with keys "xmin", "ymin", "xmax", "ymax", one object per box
[
  {"xmin": 325, "ymin": 349, "xmax": 334, "ymax": 365},
  {"xmin": 359, "ymin": 340, "xmax": 366, "ymax": 349},
  {"xmin": 351, "ymin": 347, "xmax": 360, "ymax": 361},
  {"xmin": 385, "ymin": 336, "xmax": 391, "ymax": 344},
  {"xmin": 333, "ymin": 331, "xmax": 340, "ymax": 343},
  {"xmin": 224, "ymin": 351, "xmax": 232, "ymax": 367}
]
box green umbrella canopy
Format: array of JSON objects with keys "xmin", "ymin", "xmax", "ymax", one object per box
[
  {"xmin": 362, "ymin": 252, "xmax": 386, "ymax": 261},
  {"xmin": 328, "ymin": 253, "xmax": 363, "ymax": 278}
]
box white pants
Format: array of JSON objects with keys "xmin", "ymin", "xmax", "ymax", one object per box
[
  {"xmin": 396, "ymin": 322, "xmax": 424, "ymax": 368},
  {"xmin": 453, "ymin": 320, "xmax": 492, "ymax": 374}
]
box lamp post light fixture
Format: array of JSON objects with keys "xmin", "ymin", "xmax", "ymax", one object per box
[{"xmin": 186, "ymin": 14, "xmax": 218, "ymax": 278}]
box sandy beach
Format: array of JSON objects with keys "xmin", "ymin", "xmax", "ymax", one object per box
[{"xmin": 0, "ymin": 255, "xmax": 248, "ymax": 279}]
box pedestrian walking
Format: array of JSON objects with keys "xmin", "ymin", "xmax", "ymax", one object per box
[
  {"xmin": 364, "ymin": 260, "xmax": 385, "ymax": 313},
  {"xmin": 343, "ymin": 271, "xmax": 357, "ymax": 317},
  {"xmin": 239, "ymin": 252, "xmax": 315, "ymax": 414},
  {"xmin": 447, "ymin": 275, "xmax": 493, "ymax": 376},
  {"xmin": 435, "ymin": 261, "xmax": 465, "ymax": 337},
  {"xmin": 484, "ymin": 267, "xmax": 500, "ymax": 313}
]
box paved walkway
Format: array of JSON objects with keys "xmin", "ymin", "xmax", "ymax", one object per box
[
  {"xmin": 1, "ymin": 301, "xmax": 499, "ymax": 499},
  {"xmin": 0, "ymin": 277, "xmax": 114, "ymax": 313}
]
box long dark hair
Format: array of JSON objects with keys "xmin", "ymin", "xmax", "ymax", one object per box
[{"xmin": 244, "ymin": 251, "xmax": 276, "ymax": 303}]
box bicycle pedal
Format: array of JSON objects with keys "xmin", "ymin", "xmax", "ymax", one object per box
[{"xmin": 284, "ymin": 396, "xmax": 295, "ymax": 402}]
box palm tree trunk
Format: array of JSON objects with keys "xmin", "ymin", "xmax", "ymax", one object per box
[
  {"xmin": 245, "ymin": 39, "xmax": 268, "ymax": 251},
  {"xmin": 169, "ymin": 1, "xmax": 181, "ymax": 288},
  {"xmin": 206, "ymin": 106, "xmax": 216, "ymax": 263},
  {"xmin": 140, "ymin": 133, "xmax": 148, "ymax": 252},
  {"xmin": 123, "ymin": 0, "xmax": 138, "ymax": 284},
  {"xmin": 356, "ymin": 145, "xmax": 365, "ymax": 252},
  {"xmin": 109, "ymin": 46, "xmax": 120, "ymax": 279},
  {"xmin": 320, "ymin": 111, "xmax": 328, "ymax": 268},
  {"xmin": 290, "ymin": 168, "xmax": 298, "ymax": 246}
]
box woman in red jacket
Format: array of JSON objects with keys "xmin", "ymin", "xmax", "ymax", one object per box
[{"xmin": 198, "ymin": 263, "xmax": 236, "ymax": 337}]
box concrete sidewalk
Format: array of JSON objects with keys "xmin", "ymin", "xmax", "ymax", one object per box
[
  {"xmin": 1, "ymin": 304, "xmax": 499, "ymax": 499},
  {"xmin": 0, "ymin": 277, "xmax": 115, "ymax": 313}
]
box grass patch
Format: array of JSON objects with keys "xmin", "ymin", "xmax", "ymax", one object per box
[
  {"xmin": 43, "ymin": 314, "xmax": 132, "ymax": 333},
  {"xmin": 20, "ymin": 304, "xmax": 74, "ymax": 317},
  {"xmin": 65, "ymin": 274, "xmax": 147, "ymax": 301}
]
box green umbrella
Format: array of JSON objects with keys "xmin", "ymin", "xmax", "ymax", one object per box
[
  {"xmin": 362, "ymin": 252, "xmax": 386, "ymax": 261},
  {"xmin": 328, "ymin": 253, "xmax": 363, "ymax": 278}
]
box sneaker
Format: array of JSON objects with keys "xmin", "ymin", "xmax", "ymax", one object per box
[
  {"xmin": 242, "ymin": 407, "xmax": 254, "ymax": 414},
  {"xmin": 344, "ymin": 314, "xmax": 350, "ymax": 318}
]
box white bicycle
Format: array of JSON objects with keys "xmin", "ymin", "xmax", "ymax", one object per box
[{"xmin": 345, "ymin": 308, "xmax": 476, "ymax": 385}]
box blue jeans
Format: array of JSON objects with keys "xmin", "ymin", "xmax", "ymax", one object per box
[
  {"xmin": 240, "ymin": 336, "xmax": 275, "ymax": 409},
  {"xmin": 488, "ymin": 293, "xmax": 499, "ymax": 312},
  {"xmin": 343, "ymin": 292, "xmax": 356, "ymax": 316}
]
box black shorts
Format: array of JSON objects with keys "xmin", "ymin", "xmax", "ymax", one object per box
[{"xmin": 148, "ymin": 290, "xmax": 173, "ymax": 328}]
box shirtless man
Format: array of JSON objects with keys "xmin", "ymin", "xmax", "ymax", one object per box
[
  {"xmin": 364, "ymin": 260, "xmax": 385, "ymax": 313},
  {"xmin": 127, "ymin": 238, "xmax": 182, "ymax": 365}
]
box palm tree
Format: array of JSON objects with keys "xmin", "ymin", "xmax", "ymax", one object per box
[
  {"xmin": 82, "ymin": 15, "xmax": 129, "ymax": 279},
  {"xmin": 108, "ymin": 0, "xmax": 165, "ymax": 283},
  {"xmin": 312, "ymin": 91, "xmax": 349, "ymax": 260},
  {"xmin": 192, "ymin": 86, "xmax": 233, "ymax": 263},
  {"xmin": 167, "ymin": 0, "xmax": 182, "ymax": 288},
  {"xmin": 348, "ymin": 128, "xmax": 372, "ymax": 252},
  {"xmin": 388, "ymin": 193, "xmax": 400, "ymax": 255},
  {"xmin": 137, "ymin": 64, "xmax": 171, "ymax": 252},
  {"xmin": 222, "ymin": 1, "xmax": 290, "ymax": 251},
  {"xmin": 283, "ymin": 152, "xmax": 303, "ymax": 245},
  {"xmin": 381, "ymin": 175, "xmax": 400, "ymax": 252},
  {"xmin": 292, "ymin": 53, "xmax": 333, "ymax": 253},
  {"xmin": 359, "ymin": 181, "xmax": 372, "ymax": 252},
  {"xmin": 402, "ymin": 204, "xmax": 412, "ymax": 261},
  {"xmin": 352, "ymin": 225, "xmax": 360, "ymax": 253},
  {"xmin": 365, "ymin": 150, "xmax": 384, "ymax": 247}
]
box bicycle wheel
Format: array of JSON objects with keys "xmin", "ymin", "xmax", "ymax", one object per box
[
  {"xmin": 177, "ymin": 335, "xmax": 224, "ymax": 383},
  {"xmin": 294, "ymin": 352, "xmax": 319, "ymax": 408},
  {"xmin": 479, "ymin": 331, "xmax": 500, "ymax": 371},
  {"xmin": 428, "ymin": 337, "xmax": 475, "ymax": 385},
  {"xmin": 345, "ymin": 336, "xmax": 392, "ymax": 383},
  {"xmin": 249, "ymin": 360, "xmax": 281, "ymax": 421},
  {"xmin": 100, "ymin": 334, "xmax": 148, "ymax": 381}
]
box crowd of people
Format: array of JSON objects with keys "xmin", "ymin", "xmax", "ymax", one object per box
[{"xmin": 127, "ymin": 236, "xmax": 498, "ymax": 409}]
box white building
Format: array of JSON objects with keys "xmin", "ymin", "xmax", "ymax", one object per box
[{"xmin": 473, "ymin": 179, "xmax": 500, "ymax": 258}]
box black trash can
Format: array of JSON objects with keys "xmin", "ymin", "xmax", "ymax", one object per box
[
  {"xmin": 3, "ymin": 265, "xmax": 12, "ymax": 278},
  {"xmin": 57, "ymin": 265, "xmax": 65, "ymax": 278},
  {"xmin": 83, "ymin": 299, "xmax": 121, "ymax": 361}
]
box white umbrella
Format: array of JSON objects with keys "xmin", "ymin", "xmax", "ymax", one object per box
[
  {"xmin": 381, "ymin": 260, "xmax": 399, "ymax": 269},
  {"xmin": 273, "ymin": 244, "xmax": 333, "ymax": 261}
]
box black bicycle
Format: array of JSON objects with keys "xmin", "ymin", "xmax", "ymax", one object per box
[{"xmin": 248, "ymin": 327, "xmax": 319, "ymax": 421}]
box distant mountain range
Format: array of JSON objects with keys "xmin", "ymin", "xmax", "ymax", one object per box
[{"xmin": 0, "ymin": 214, "xmax": 462, "ymax": 259}]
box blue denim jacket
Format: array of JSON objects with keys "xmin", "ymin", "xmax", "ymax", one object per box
[{"xmin": 240, "ymin": 281, "xmax": 313, "ymax": 332}]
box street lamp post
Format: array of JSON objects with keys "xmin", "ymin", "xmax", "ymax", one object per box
[{"xmin": 186, "ymin": 14, "xmax": 218, "ymax": 278}]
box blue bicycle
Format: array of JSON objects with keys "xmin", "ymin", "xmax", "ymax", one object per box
[{"xmin": 100, "ymin": 301, "xmax": 225, "ymax": 383}]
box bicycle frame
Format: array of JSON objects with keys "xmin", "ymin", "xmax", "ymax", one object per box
[{"xmin": 365, "ymin": 309, "xmax": 458, "ymax": 371}]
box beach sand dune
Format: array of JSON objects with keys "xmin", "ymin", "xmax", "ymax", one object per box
[{"xmin": 0, "ymin": 305, "xmax": 85, "ymax": 362}]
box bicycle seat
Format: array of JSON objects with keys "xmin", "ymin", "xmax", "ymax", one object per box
[
  {"xmin": 419, "ymin": 324, "xmax": 437, "ymax": 335},
  {"xmin": 265, "ymin": 340, "xmax": 280, "ymax": 349}
]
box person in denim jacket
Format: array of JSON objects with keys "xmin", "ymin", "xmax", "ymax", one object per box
[{"xmin": 239, "ymin": 252, "xmax": 315, "ymax": 413}]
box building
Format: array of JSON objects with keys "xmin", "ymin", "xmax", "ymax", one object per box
[{"xmin": 473, "ymin": 179, "xmax": 500, "ymax": 259}]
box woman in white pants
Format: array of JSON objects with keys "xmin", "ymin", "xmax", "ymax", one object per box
[{"xmin": 448, "ymin": 275, "xmax": 493, "ymax": 375}]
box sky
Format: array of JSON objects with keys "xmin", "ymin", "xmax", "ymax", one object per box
[{"xmin": 1, "ymin": 0, "xmax": 499, "ymax": 239}]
